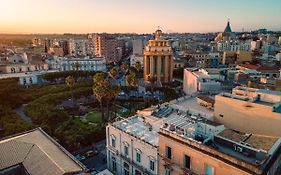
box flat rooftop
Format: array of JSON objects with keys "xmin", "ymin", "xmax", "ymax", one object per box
[
  {"xmin": 160, "ymin": 115, "xmax": 281, "ymax": 172},
  {"xmin": 234, "ymin": 86, "xmax": 281, "ymax": 96},
  {"xmin": 0, "ymin": 128, "xmax": 86, "ymax": 175},
  {"xmin": 170, "ymin": 96, "xmax": 214, "ymax": 120},
  {"xmin": 113, "ymin": 115, "xmax": 160, "ymax": 147},
  {"xmin": 218, "ymin": 129, "xmax": 278, "ymax": 152}
]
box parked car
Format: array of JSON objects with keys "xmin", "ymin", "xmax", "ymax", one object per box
[
  {"xmin": 75, "ymin": 154, "xmax": 86, "ymax": 161},
  {"xmin": 85, "ymin": 149, "xmax": 99, "ymax": 157}
]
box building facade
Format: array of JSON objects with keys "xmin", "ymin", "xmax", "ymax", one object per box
[
  {"xmin": 143, "ymin": 29, "xmax": 173, "ymax": 83},
  {"xmin": 183, "ymin": 68, "xmax": 223, "ymax": 95},
  {"xmin": 0, "ymin": 63, "xmax": 49, "ymax": 74},
  {"xmin": 214, "ymin": 86, "xmax": 281, "ymax": 136},
  {"xmin": 106, "ymin": 112, "xmax": 162, "ymax": 175},
  {"xmin": 59, "ymin": 57, "xmax": 106, "ymax": 72},
  {"xmin": 95, "ymin": 34, "xmax": 119, "ymax": 63},
  {"xmin": 159, "ymin": 117, "xmax": 281, "ymax": 175}
]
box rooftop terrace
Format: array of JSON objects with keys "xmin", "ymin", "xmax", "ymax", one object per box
[
  {"xmin": 160, "ymin": 115, "xmax": 281, "ymax": 173},
  {"xmin": 170, "ymin": 96, "xmax": 214, "ymax": 120},
  {"xmin": 113, "ymin": 115, "xmax": 160, "ymax": 147}
]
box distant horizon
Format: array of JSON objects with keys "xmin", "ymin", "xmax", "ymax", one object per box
[
  {"xmin": 1, "ymin": 0, "xmax": 281, "ymax": 34},
  {"xmin": 0, "ymin": 27, "xmax": 280, "ymax": 36}
]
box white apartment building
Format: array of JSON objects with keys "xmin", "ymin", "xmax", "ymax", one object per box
[
  {"xmin": 132, "ymin": 39, "xmax": 144, "ymax": 56},
  {"xmin": 183, "ymin": 68, "xmax": 224, "ymax": 95},
  {"xmin": 106, "ymin": 109, "xmax": 163, "ymax": 175},
  {"xmin": 130, "ymin": 39, "xmax": 144, "ymax": 67},
  {"xmin": 106, "ymin": 97, "xmax": 215, "ymax": 175},
  {"xmin": 217, "ymin": 40, "xmax": 251, "ymax": 52},
  {"xmin": 59, "ymin": 57, "xmax": 106, "ymax": 72}
]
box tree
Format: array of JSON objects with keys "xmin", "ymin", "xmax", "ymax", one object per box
[
  {"xmin": 148, "ymin": 76, "xmax": 156, "ymax": 92},
  {"xmin": 126, "ymin": 71, "xmax": 138, "ymax": 87},
  {"xmin": 72, "ymin": 62, "xmax": 80, "ymax": 81},
  {"xmin": 108, "ymin": 67, "xmax": 117, "ymax": 80},
  {"xmin": 72, "ymin": 62, "xmax": 80, "ymax": 71},
  {"xmin": 93, "ymin": 72, "xmax": 105, "ymax": 86},
  {"xmin": 134, "ymin": 61, "xmax": 142, "ymax": 72},
  {"xmin": 121, "ymin": 63, "xmax": 128, "ymax": 74},
  {"xmin": 93, "ymin": 74, "xmax": 120, "ymax": 123},
  {"xmin": 65, "ymin": 75, "xmax": 75, "ymax": 106}
]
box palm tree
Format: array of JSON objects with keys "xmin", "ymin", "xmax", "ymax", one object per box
[
  {"xmin": 108, "ymin": 67, "xmax": 117, "ymax": 80},
  {"xmin": 72, "ymin": 62, "xmax": 80, "ymax": 71},
  {"xmin": 72, "ymin": 62, "xmax": 80, "ymax": 81},
  {"xmin": 148, "ymin": 76, "xmax": 156, "ymax": 92},
  {"xmin": 65, "ymin": 75, "xmax": 75, "ymax": 107},
  {"xmin": 134, "ymin": 61, "xmax": 142, "ymax": 72},
  {"xmin": 93, "ymin": 73, "xmax": 120, "ymax": 123},
  {"xmin": 93, "ymin": 72, "xmax": 105, "ymax": 86},
  {"xmin": 121, "ymin": 63, "xmax": 128, "ymax": 74},
  {"xmin": 126, "ymin": 71, "xmax": 138, "ymax": 87},
  {"xmin": 125, "ymin": 71, "xmax": 138, "ymax": 114}
]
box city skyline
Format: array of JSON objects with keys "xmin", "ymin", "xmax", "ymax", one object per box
[{"xmin": 0, "ymin": 0, "xmax": 281, "ymax": 34}]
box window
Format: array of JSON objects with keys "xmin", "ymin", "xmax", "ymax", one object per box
[
  {"xmin": 136, "ymin": 152, "xmax": 141, "ymax": 163},
  {"xmin": 166, "ymin": 146, "xmax": 172, "ymax": 159},
  {"xmin": 149, "ymin": 160, "xmax": 155, "ymax": 171},
  {"xmin": 184, "ymin": 155, "xmax": 191, "ymax": 169},
  {"xmin": 164, "ymin": 168, "xmax": 170, "ymax": 175},
  {"xmin": 111, "ymin": 135, "xmax": 116, "ymax": 148},
  {"xmin": 124, "ymin": 145, "xmax": 129, "ymax": 156},
  {"xmin": 135, "ymin": 169, "xmax": 142, "ymax": 175},
  {"xmin": 124, "ymin": 162, "xmax": 130, "ymax": 175},
  {"xmin": 205, "ymin": 164, "xmax": 215, "ymax": 175},
  {"xmin": 112, "ymin": 157, "xmax": 117, "ymax": 172}
]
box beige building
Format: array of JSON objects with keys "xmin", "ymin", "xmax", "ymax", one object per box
[
  {"xmin": 143, "ymin": 29, "xmax": 173, "ymax": 83},
  {"xmin": 214, "ymin": 86, "xmax": 281, "ymax": 136},
  {"xmin": 222, "ymin": 51, "xmax": 252, "ymax": 66},
  {"xmin": 0, "ymin": 63, "xmax": 49, "ymax": 74},
  {"xmin": 158, "ymin": 114, "xmax": 281, "ymax": 175},
  {"xmin": 95, "ymin": 34, "xmax": 119, "ymax": 63},
  {"xmin": 106, "ymin": 96, "xmax": 281, "ymax": 175}
]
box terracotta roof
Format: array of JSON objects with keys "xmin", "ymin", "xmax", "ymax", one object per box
[{"xmin": 240, "ymin": 64, "xmax": 279, "ymax": 71}]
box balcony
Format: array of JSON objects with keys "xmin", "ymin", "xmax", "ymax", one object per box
[
  {"xmin": 120, "ymin": 153, "xmax": 155, "ymax": 175},
  {"xmin": 107, "ymin": 145, "xmax": 118, "ymax": 155},
  {"xmin": 181, "ymin": 167, "xmax": 198, "ymax": 175}
]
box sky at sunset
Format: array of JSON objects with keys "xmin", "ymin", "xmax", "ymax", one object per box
[{"xmin": 0, "ymin": 0, "xmax": 281, "ymax": 34}]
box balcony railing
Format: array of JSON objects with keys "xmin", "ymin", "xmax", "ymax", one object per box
[{"xmin": 119, "ymin": 153, "xmax": 156, "ymax": 175}]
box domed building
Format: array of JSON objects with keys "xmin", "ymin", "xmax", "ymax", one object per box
[{"xmin": 143, "ymin": 28, "xmax": 174, "ymax": 83}]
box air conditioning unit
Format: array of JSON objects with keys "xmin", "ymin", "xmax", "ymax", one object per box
[{"xmin": 237, "ymin": 146, "xmax": 243, "ymax": 152}]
